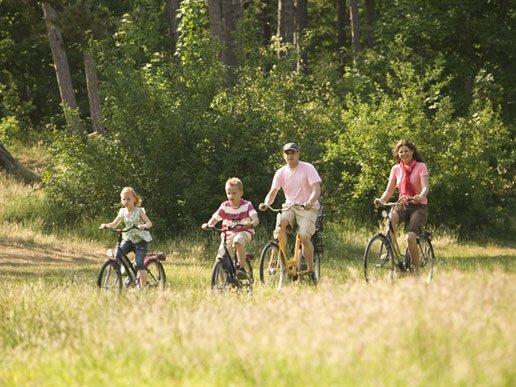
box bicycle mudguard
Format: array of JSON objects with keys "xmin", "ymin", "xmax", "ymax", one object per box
[{"xmin": 144, "ymin": 253, "xmax": 166, "ymax": 265}]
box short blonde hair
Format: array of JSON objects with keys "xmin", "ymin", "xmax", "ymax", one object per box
[
  {"xmin": 120, "ymin": 186, "xmax": 142, "ymax": 206},
  {"xmin": 225, "ymin": 177, "xmax": 243, "ymax": 191}
]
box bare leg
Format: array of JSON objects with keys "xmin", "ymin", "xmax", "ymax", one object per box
[
  {"xmin": 300, "ymin": 233, "xmax": 314, "ymax": 272},
  {"xmin": 390, "ymin": 211, "xmax": 402, "ymax": 255},
  {"xmin": 406, "ymin": 232, "xmax": 420, "ymax": 275},
  {"xmin": 278, "ymin": 219, "xmax": 290, "ymax": 255},
  {"xmin": 138, "ymin": 269, "xmax": 147, "ymax": 288},
  {"xmin": 234, "ymin": 241, "xmax": 246, "ymax": 270}
]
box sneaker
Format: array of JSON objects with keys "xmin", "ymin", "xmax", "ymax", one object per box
[{"xmin": 236, "ymin": 268, "xmax": 248, "ymax": 280}]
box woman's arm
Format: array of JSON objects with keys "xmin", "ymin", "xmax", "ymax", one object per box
[
  {"xmin": 413, "ymin": 175, "xmax": 429, "ymax": 204},
  {"xmin": 376, "ymin": 175, "xmax": 397, "ymax": 204}
]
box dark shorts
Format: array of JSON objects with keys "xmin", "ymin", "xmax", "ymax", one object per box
[{"xmin": 393, "ymin": 204, "xmax": 428, "ymax": 236}]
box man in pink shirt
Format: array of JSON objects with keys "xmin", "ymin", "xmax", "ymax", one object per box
[{"xmin": 259, "ymin": 143, "xmax": 322, "ymax": 282}]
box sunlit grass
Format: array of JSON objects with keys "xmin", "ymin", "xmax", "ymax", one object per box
[
  {"xmin": 1, "ymin": 173, "xmax": 515, "ymax": 385},
  {"xmin": 1, "ymin": 217, "xmax": 515, "ymax": 385}
]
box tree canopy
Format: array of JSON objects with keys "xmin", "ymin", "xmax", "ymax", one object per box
[{"xmin": 0, "ymin": 0, "xmax": 514, "ymax": 236}]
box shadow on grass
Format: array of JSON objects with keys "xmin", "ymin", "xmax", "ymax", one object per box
[
  {"xmin": 2, "ymin": 266, "xmax": 98, "ymax": 284},
  {"xmin": 439, "ymin": 255, "xmax": 515, "ymax": 272}
]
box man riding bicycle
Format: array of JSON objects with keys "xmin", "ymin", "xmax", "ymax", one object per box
[{"xmin": 259, "ymin": 143, "xmax": 322, "ymax": 283}]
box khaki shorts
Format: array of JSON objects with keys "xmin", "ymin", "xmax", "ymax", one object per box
[
  {"xmin": 393, "ymin": 204, "xmax": 428, "ymax": 236},
  {"xmin": 217, "ymin": 231, "xmax": 252, "ymax": 258},
  {"xmin": 274, "ymin": 204, "xmax": 318, "ymax": 238}
]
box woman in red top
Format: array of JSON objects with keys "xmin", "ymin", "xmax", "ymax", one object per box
[{"xmin": 374, "ymin": 140, "xmax": 430, "ymax": 274}]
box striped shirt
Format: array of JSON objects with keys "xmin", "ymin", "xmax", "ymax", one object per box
[{"xmin": 212, "ymin": 199, "xmax": 257, "ymax": 236}]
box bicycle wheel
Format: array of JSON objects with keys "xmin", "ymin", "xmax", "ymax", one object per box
[
  {"xmin": 211, "ymin": 260, "xmax": 229, "ymax": 292},
  {"xmin": 259, "ymin": 242, "xmax": 285, "ymax": 289},
  {"xmin": 313, "ymin": 252, "xmax": 321, "ymax": 283},
  {"xmin": 418, "ymin": 234, "xmax": 435, "ymax": 283},
  {"xmin": 97, "ymin": 260, "xmax": 122, "ymax": 291},
  {"xmin": 364, "ymin": 234, "xmax": 394, "ymax": 282},
  {"xmin": 145, "ymin": 259, "xmax": 166, "ymax": 290},
  {"xmin": 245, "ymin": 259, "xmax": 254, "ymax": 285}
]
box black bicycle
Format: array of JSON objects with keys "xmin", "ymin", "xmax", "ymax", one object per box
[
  {"xmin": 363, "ymin": 199, "xmax": 435, "ymax": 283},
  {"xmin": 97, "ymin": 226, "xmax": 166, "ymax": 291},
  {"xmin": 259, "ymin": 204, "xmax": 324, "ymax": 289},
  {"xmin": 202, "ymin": 224, "xmax": 254, "ymax": 293}
]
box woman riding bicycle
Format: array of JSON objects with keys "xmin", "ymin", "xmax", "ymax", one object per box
[{"xmin": 374, "ymin": 140, "xmax": 429, "ymax": 275}]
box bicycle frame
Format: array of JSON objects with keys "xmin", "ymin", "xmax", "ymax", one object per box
[
  {"xmin": 378, "ymin": 199, "xmax": 425, "ymax": 270},
  {"xmin": 204, "ymin": 223, "xmax": 252, "ymax": 287},
  {"xmin": 105, "ymin": 226, "xmax": 157, "ymax": 286},
  {"xmin": 263, "ymin": 204, "xmax": 310, "ymax": 277}
]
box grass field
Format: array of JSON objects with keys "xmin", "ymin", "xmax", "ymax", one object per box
[
  {"xmin": 1, "ymin": 219, "xmax": 515, "ymax": 386},
  {"xmin": 0, "ymin": 171, "xmax": 515, "ymax": 386}
]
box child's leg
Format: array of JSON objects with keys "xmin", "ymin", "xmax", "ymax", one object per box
[
  {"xmin": 135, "ymin": 241, "xmax": 148, "ymax": 288},
  {"xmin": 233, "ymin": 232, "xmax": 252, "ymax": 272},
  {"xmin": 234, "ymin": 241, "xmax": 246, "ymax": 268},
  {"xmin": 116, "ymin": 240, "xmax": 135, "ymax": 268}
]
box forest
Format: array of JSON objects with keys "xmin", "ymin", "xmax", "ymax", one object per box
[{"xmin": 0, "ymin": 0, "xmax": 514, "ymax": 236}]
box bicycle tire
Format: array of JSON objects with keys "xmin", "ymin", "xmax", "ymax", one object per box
[
  {"xmin": 364, "ymin": 234, "xmax": 394, "ymax": 283},
  {"xmin": 145, "ymin": 259, "xmax": 166, "ymax": 290},
  {"xmin": 211, "ymin": 260, "xmax": 228, "ymax": 292},
  {"xmin": 97, "ymin": 260, "xmax": 122, "ymax": 292},
  {"xmin": 259, "ymin": 242, "xmax": 285, "ymax": 290},
  {"xmin": 245, "ymin": 259, "xmax": 254, "ymax": 285},
  {"xmin": 313, "ymin": 251, "xmax": 321, "ymax": 283},
  {"xmin": 418, "ymin": 234, "xmax": 435, "ymax": 283}
]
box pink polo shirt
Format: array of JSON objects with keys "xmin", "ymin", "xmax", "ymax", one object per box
[
  {"xmin": 272, "ymin": 161, "xmax": 322, "ymax": 209},
  {"xmin": 389, "ymin": 162, "xmax": 429, "ymax": 204}
]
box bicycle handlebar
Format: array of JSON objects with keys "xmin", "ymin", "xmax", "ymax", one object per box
[
  {"xmin": 375, "ymin": 196, "xmax": 414, "ymax": 208},
  {"xmin": 202, "ymin": 223, "xmax": 248, "ymax": 233},
  {"xmin": 101, "ymin": 225, "xmax": 146, "ymax": 234},
  {"xmin": 261, "ymin": 203, "xmax": 304, "ymax": 212}
]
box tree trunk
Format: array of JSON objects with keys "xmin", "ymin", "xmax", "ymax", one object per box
[
  {"xmin": 166, "ymin": 0, "xmax": 182, "ymax": 56},
  {"xmin": 349, "ymin": 0, "xmax": 361, "ymax": 57},
  {"xmin": 83, "ymin": 51, "xmax": 105, "ymax": 135},
  {"xmin": 260, "ymin": 0, "xmax": 273, "ymax": 46},
  {"xmin": 294, "ymin": 0, "xmax": 308, "ymax": 73},
  {"xmin": 220, "ymin": 0, "xmax": 241, "ymax": 68},
  {"xmin": 41, "ymin": 1, "xmax": 78, "ymax": 125},
  {"xmin": 336, "ymin": 0, "xmax": 347, "ymax": 53},
  {"xmin": 0, "ymin": 141, "xmax": 39, "ymax": 184},
  {"xmin": 208, "ymin": 0, "xmax": 241, "ymax": 83},
  {"xmin": 364, "ymin": 0, "xmax": 375, "ymax": 47},
  {"xmin": 278, "ymin": 0, "xmax": 294, "ymax": 57}
]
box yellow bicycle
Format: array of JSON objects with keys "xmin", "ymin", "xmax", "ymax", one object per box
[{"xmin": 259, "ymin": 204, "xmax": 323, "ymax": 290}]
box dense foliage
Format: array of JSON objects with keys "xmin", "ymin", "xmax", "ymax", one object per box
[{"xmin": 0, "ymin": 0, "xmax": 514, "ymax": 235}]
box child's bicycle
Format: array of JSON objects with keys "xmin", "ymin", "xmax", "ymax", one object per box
[
  {"xmin": 363, "ymin": 199, "xmax": 435, "ymax": 283},
  {"xmin": 97, "ymin": 225, "xmax": 166, "ymax": 291},
  {"xmin": 259, "ymin": 204, "xmax": 323, "ymax": 290},
  {"xmin": 202, "ymin": 224, "xmax": 254, "ymax": 293}
]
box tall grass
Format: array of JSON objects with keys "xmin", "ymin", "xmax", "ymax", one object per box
[
  {"xmin": 0, "ymin": 271, "xmax": 514, "ymax": 385},
  {"xmin": 1, "ymin": 170, "xmax": 515, "ymax": 385}
]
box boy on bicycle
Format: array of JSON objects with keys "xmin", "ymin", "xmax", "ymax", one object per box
[{"xmin": 202, "ymin": 177, "xmax": 259, "ymax": 279}]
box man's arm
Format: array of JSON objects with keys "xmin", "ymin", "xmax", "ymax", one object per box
[
  {"xmin": 304, "ymin": 182, "xmax": 321, "ymax": 210},
  {"xmin": 259, "ymin": 187, "xmax": 280, "ymax": 211}
]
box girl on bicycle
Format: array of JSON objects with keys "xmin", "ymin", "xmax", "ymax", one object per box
[
  {"xmin": 100, "ymin": 187, "xmax": 153, "ymax": 288},
  {"xmin": 374, "ymin": 140, "xmax": 429, "ymax": 275}
]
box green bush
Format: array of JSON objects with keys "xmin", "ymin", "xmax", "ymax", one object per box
[{"xmin": 323, "ymin": 53, "xmax": 513, "ymax": 234}]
